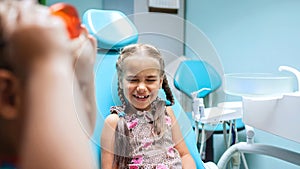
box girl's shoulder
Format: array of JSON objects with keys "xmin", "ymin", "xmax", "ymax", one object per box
[
  {"xmin": 104, "ymin": 105, "xmax": 124, "ymax": 126},
  {"xmin": 165, "ymin": 106, "xmax": 175, "ymax": 116},
  {"xmin": 104, "ymin": 113, "xmax": 120, "ymax": 129},
  {"xmin": 165, "ymin": 106, "xmax": 177, "ymax": 123},
  {"xmin": 110, "ymin": 105, "xmax": 125, "ymax": 116}
]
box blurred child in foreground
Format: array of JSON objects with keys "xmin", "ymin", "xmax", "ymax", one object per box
[{"xmin": 0, "ymin": 0, "xmax": 97, "ymax": 168}]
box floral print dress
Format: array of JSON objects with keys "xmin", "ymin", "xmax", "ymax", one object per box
[{"xmin": 110, "ymin": 102, "xmax": 182, "ymax": 169}]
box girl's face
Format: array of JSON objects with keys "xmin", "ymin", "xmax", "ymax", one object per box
[{"xmin": 121, "ymin": 55, "xmax": 163, "ymax": 110}]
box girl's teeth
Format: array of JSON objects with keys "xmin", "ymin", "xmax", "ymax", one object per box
[{"xmin": 136, "ymin": 95, "xmax": 148, "ymax": 99}]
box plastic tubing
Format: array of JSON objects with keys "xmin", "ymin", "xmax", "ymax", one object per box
[{"xmin": 217, "ymin": 142, "xmax": 300, "ymax": 169}]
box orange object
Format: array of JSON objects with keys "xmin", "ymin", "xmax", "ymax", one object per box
[{"xmin": 49, "ymin": 3, "xmax": 81, "ymax": 39}]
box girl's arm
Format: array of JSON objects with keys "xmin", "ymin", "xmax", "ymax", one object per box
[
  {"xmin": 166, "ymin": 107, "xmax": 196, "ymax": 169},
  {"xmin": 101, "ymin": 114, "xmax": 119, "ymax": 169}
]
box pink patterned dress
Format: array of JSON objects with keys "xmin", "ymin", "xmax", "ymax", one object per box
[{"xmin": 110, "ymin": 103, "xmax": 182, "ymax": 169}]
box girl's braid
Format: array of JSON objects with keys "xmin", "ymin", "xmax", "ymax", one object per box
[
  {"xmin": 116, "ymin": 48, "xmax": 128, "ymax": 106},
  {"xmin": 117, "ymin": 78, "xmax": 126, "ymax": 105},
  {"xmin": 162, "ymin": 74, "xmax": 175, "ymax": 106}
]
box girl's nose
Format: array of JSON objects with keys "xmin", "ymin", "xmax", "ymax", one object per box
[{"xmin": 137, "ymin": 82, "xmax": 146, "ymax": 93}]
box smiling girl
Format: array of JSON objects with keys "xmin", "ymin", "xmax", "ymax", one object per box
[{"xmin": 101, "ymin": 44, "xmax": 196, "ymax": 169}]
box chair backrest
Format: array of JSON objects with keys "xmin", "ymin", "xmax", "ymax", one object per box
[
  {"xmin": 174, "ymin": 60, "xmax": 222, "ymax": 98},
  {"xmin": 82, "ymin": 9, "xmax": 205, "ymax": 169},
  {"xmin": 83, "ymin": 9, "xmax": 138, "ymax": 50}
]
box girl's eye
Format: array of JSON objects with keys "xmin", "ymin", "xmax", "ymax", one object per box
[
  {"xmin": 146, "ymin": 79, "xmax": 157, "ymax": 82},
  {"xmin": 126, "ymin": 78, "xmax": 138, "ymax": 82}
]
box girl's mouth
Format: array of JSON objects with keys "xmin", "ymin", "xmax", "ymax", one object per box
[{"xmin": 133, "ymin": 94, "xmax": 150, "ymax": 99}]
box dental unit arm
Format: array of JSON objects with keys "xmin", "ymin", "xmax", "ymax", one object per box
[
  {"xmin": 217, "ymin": 104, "xmax": 300, "ymax": 169},
  {"xmin": 278, "ymin": 65, "xmax": 300, "ymax": 93}
]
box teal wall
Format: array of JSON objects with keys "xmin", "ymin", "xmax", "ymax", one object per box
[
  {"xmin": 185, "ymin": 0, "xmax": 300, "ymax": 168},
  {"xmin": 46, "ymin": 0, "xmax": 102, "ymax": 18},
  {"xmin": 103, "ymin": 0, "xmax": 134, "ymax": 15},
  {"xmin": 186, "ymin": 0, "xmax": 300, "ymax": 74}
]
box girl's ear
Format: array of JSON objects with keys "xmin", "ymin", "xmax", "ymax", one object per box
[{"xmin": 0, "ymin": 69, "xmax": 21, "ymax": 120}]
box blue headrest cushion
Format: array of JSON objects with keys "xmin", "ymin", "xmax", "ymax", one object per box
[
  {"xmin": 82, "ymin": 9, "xmax": 138, "ymax": 50},
  {"xmin": 174, "ymin": 60, "xmax": 222, "ymax": 98}
]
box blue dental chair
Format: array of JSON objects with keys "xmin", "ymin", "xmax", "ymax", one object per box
[
  {"xmin": 82, "ymin": 9, "xmax": 209, "ymax": 169},
  {"xmin": 173, "ymin": 60, "xmax": 245, "ymax": 162}
]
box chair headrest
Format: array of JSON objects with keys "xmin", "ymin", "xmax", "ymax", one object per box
[
  {"xmin": 82, "ymin": 9, "xmax": 138, "ymax": 50},
  {"xmin": 174, "ymin": 60, "xmax": 222, "ymax": 98}
]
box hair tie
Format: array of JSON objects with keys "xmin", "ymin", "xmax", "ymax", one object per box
[
  {"xmin": 118, "ymin": 111, "xmax": 126, "ymax": 117},
  {"xmin": 165, "ymin": 100, "xmax": 172, "ymax": 106}
]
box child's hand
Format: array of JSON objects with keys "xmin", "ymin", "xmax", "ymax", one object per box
[
  {"xmin": 3, "ymin": 1, "xmax": 97, "ymax": 131},
  {"xmin": 0, "ymin": 1, "xmax": 96, "ymax": 129},
  {"xmin": 71, "ymin": 25, "xmax": 97, "ymax": 130},
  {"xmin": 72, "ymin": 25, "xmax": 97, "ymax": 86},
  {"xmin": 5, "ymin": 1, "xmax": 74, "ymax": 76}
]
